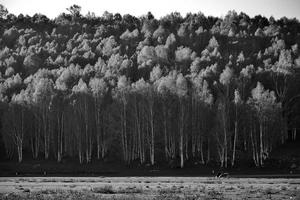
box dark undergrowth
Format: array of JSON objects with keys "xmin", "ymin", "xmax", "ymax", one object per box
[{"xmin": 1, "ymin": 140, "xmax": 299, "ymax": 177}]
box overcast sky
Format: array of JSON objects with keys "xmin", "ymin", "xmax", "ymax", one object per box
[{"xmin": 2, "ymin": 0, "xmax": 300, "ymax": 20}]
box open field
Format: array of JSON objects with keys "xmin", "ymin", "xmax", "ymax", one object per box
[{"xmin": 0, "ymin": 177, "xmax": 299, "ymax": 200}]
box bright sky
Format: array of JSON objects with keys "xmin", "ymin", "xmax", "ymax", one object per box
[{"xmin": 2, "ymin": 0, "xmax": 300, "ymax": 20}]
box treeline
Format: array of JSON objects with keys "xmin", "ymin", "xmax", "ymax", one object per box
[{"xmin": 0, "ymin": 5, "xmax": 300, "ymax": 168}]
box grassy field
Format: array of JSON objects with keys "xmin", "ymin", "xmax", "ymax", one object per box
[{"xmin": 0, "ymin": 177, "xmax": 299, "ymax": 200}]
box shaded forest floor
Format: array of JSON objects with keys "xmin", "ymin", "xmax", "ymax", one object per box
[
  {"xmin": 0, "ymin": 177, "xmax": 300, "ymax": 200},
  {"xmin": 0, "ymin": 160, "xmax": 300, "ymax": 177},
  {"xmin": 0, "ymin": 139, "xmax": 299, "ymax": 177}
]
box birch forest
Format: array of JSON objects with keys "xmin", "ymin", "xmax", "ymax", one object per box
[{"xmin": 0, "ymin": 4, "xmax": 299, "ymax": 168}]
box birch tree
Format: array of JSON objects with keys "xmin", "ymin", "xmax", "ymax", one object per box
[
  {"xmin": 232, "ymin": 89, "xmax": 242, "ymax": 166},
  {"xmin": 89, "ymin": 77, "xmax": 109, "ymax": 159},
  {"xmin": 216, "ymin": 65, "xmax": 234, "ymax": 167},
  {"xmin": 114, "ymin": 75, "xmax": 131, "ymax": 163},
  {"xmin": 72, "ymin": 79, "xmax": 92, "ymax": 163},
  {"xmin": 176, "ymin": 73, "xmax": 188, "ymax": 168},
  {"xmin": 248, "ymin": 82, "xmax": 280, "ymax": 166},
  {"xmin": 32, "ymin": 78, "xmax": 55, "ymax": 160}
]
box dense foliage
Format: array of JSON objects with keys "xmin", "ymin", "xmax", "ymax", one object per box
[{"xmin": 0, "ymin": 5, "xmax": 300, "ymax": 168}]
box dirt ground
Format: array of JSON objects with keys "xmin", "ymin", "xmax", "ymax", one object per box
[{"xmin": 0, "ymin": 177, "xmax": 299, "ymax": 200}]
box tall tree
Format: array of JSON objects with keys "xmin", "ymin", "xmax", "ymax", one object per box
[
  {"xmin": 89, "ymin": 77, "xmax": 109, "ymax": 160},
  {"xmin": 247, "ymin": 82, "xmax": 280, "ymax": 166},
  {"xmin": 32, "ymin": 78, "xmax": 55, "ymax": 160},
  {"xmin": 176, "ymin": 73, "xmax": 188, "ymax": 168}
]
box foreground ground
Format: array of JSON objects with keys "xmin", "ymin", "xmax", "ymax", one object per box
[{"xmin": 0, "ymin": 177, "xmax": 299, "ymax": 200}]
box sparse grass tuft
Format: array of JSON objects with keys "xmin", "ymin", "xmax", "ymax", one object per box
[
  {"xmin": 62, "ymin": 179, "xmax": 74, "ymax": 183},
  {"xmin": 264, "ymin": 187, "xmax": 279, "ymax": 195},
  {"xmin": 225, "ymin": 186, "xmax": 235, "ymax": 191},
  {"xmin": 154, "ymin": 194, "xmax": 182, "ymax": 200},
  {"xmin": 280, "ymin": 185, "xmax": 287, "ymax": 191},
  {"xmin": 23, "ymin": 188, "xmax": 30, "ymax": 193},
  {"xmin": 92, "ymin": 185, "xmax": 115, "ymax": 194},
  {"xmin": 294, "ymin": 191, "xmax": 300, "ymax": 199},
  {"xmin": 116, "ymin": 186, "xmax": 143, "ymax": 194},
  {"xmin": 237, "ymin": 185, "xmax": 245, "ymax": 189},
  {"xmin": 198, "ymin": 186, "xmax": 206, "ymax": 192},
  {"xmin": 159, "ymin": 187, "xmax": 181, "ymax": 195},
  {"xmin": 206, "ymin": 190, "xmax": 224, "ymax": 199}
]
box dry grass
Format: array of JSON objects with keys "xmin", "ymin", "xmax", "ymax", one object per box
[{"xmin": 0, "ymin": 177, "xmax": 299, "ymax": 200}]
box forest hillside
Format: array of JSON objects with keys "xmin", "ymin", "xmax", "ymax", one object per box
[{"xmin": 0, "ymin": 4, "xmax": 299, "ymax": 170}]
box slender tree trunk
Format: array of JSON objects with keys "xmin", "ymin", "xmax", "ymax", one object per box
[
  {"xmin": 57, "ymin": 114, "xmax": 61, "ymax": 162},
  {"xmin": 43, "ymin": 113, "xmax": 48, "ymax": 160},
  {"xmin": 17, "ymin": 108, "xmax": 24, "ymax": 163},
  {"xmin": 59, "ymin": 112, "xmax": 64, "ymax": 162},
  {"xmin": 84, "ymin": 98, "xmax": 91, "ymax": 163},
  {"xmin": 259, "ymin": 120, "xmax": 264, "ymax": 166},
  {"xmin": 17, "ymin": 141, "xmax": 23, "ymax": 163},
  {"xmin": 223, "ymin": 108, "xmax": 228, "ymax": 168},
  {"xmin": 292, "ymin": 128, "xmax": 297, "ymax": 140},
  {"xmin": 60, "ymin": 114, "xmax": 64, "ymax": 161},
  {"xmin": 163, "ymin": 103, "xmax": 169, "ymax": 161},
  {"xmin": 191, "ymin": 136, "xmax": 196, "ymax": 158},
  {"xmin": 232, "ymin": 106, "xmax": 238, "ymax": 167},
  {"xmin": 34, "ymin": 118, "xmax": 40, "ymax": 159},
  {"xmin": 207, "ymin": 138, "xmax": 210, "ymax": 163},
  {"xmin": 30, "ymin": 134, "xmax": 34, "ymax": 159},
  {"xmin": 135, "ymin": 100, "xmax": 144, "ymax": 164},
  {"xmin": 97, "ymin": 135, "xmax": 100, "ymax": 160},
  {"xmin": 180, "ymin": 133, "xmax": 184, "ymax": 168},
  {"xmin": 95, "ymin": 99, "xmax": 101, "ymax": 160},
  {"xmin": 199, "ymin": 138, "xmax": 204, "ymax": 164},
  {"xmin": 218, "ymin": 145, "xmax": 224, "ymax": 167},
  {"xmin": 141, "ymin": 112, "xmax": 145, "ymax": 164},
  {"xmin": 78, "ymin": 144, "xmax": 83, "ymax": 164},
  {"xmin": 120, "ymin": 102, "xmax": 126, "ymax": 162},
  {"xmin": 243, "ymin": 128, "xmax": 247, "ymax": 151},
  {"xmin": 123, "ymin": 103, "xmax": 128, "ymax": 163},
  {"xmin": 179, "ymin": 100, "xmax": 184, "ymax": 168},
  {"xmin": 185, "ymin": 134, "xmax": 189, "ymax": 160},
  {"xmin": 250, "ymin": 116, "xmax": 259, "ymax": 167},
  {"xmin": 150, "ymin": 106, "xmax": 155, "ymax": 165}
]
